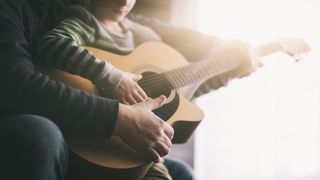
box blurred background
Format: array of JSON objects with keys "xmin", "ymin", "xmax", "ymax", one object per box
[{"xmin": 134, "ymin": 0, "xmax": 320, "ymax": 179}]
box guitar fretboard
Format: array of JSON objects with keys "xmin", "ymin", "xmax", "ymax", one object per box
[
  {"xmin": 163, "ymin": 57, "xmax": 242, "ymax": 89},
  {"xmin": 142, "ymin": 41, "xmax": 287, "ymax": 90}
]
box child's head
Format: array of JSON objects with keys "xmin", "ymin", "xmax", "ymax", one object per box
[{"xmin": 88, "ymin": 0, "xmax": 136, "ymax": 22}]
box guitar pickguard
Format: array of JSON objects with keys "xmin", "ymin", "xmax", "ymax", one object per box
[
  {"xmin": 153, "ymin": 92, "xmax": 180, "ymax": 121},
  {"xmin": 138, "ymin": 71, "xmax": 180, "ymax": 121}
]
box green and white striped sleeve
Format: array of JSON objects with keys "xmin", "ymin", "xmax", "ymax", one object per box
[{"xmin": 37, "ymin": 17, "xmax": 123, "ymax": 97}]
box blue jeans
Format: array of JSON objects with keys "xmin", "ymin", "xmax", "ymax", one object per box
[
  {"xmin": 0, "ymin": 114, "xmax": 195, "ymax": 180},
  {"xmin": 164, "ymin": 158, "xmax": 195, "ymax": 180},
  {"xmin": 0, "ymin": 114, "xmax": 68, "ymax": 180}
]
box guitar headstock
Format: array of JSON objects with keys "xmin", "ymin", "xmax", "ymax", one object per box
[{"xmin": 277, "ymin": 38, "xmax": 311, "ymax": 59}]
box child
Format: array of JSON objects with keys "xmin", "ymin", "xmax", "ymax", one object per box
[{"xmin": 37, "ymin": 0, "xmax": 160, "ymax": 105}]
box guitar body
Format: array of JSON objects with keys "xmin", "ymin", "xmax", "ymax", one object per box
[{"xmin": 41, "ymin": 42, "xmax": 204, "ymax": 179}]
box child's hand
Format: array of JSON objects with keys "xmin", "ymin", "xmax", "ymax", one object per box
[{"xmin": 114, "ymin": 72, "xmax": 148, "ymax": 105}]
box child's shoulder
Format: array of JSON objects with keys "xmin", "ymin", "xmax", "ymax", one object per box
[{"xmin": 59, "ymin": 5, "xmax": 95, "ymax": 23}]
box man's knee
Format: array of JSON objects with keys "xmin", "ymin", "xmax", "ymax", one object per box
[
  {"xmin": 0, "ymin": 114, "xmax": 68, "ymax": 162},
  {"xmin": 0, "ymin": 114, "xmax": 69, "ymax": 180},
  {"xmin": 5, "ymin": 115, "xmax": 64, "ymax": 153}
]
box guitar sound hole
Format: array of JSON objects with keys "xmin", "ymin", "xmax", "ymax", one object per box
[{"xmin": 138, "ymin": 71, "xmax": 172, "ymax": 98}]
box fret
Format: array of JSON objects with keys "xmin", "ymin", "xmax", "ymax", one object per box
[
  {"xmin": 171, "ymin": 69, "xmax": 184, "ymax": 87},
  {"xmin": 179, "ymin": 65, "xmax": 197, "ymax": 84},
  {"xmin": 175, "ymin": 66, "xmax": 189, "ymax": 86},
  {"xmin": 191, "ymin": 63, "xmax": 205, "ymax": 80},
  {"xmin": 166, "ymin": 71, "xmax": 180, "ymax": 88},
  {"xmin": 163, "ymin": 55, "xmax": 242, "ymax": 89},
  {"xmin": 164, "ymin": 60, "xmax": 209, "ymax": 88},
  {"xmin": 199, "ymin": 62, "xmax": 212, "ymax": 79}
]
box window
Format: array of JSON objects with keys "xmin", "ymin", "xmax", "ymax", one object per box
[{"xmin": 193, "ymin": 0, "xmax": 320, "ymax": 179}]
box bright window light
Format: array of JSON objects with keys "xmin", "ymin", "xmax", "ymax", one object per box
[{"xmin": 194, "ymin": 0, "xmax": 320, "ymax": 180}]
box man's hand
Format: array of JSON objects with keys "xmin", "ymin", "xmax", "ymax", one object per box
[
  {"xmin": 113, "ymin": 95, "xmax": 174, "ymax": 163},
  {"xmin": 216, "ymin": 39, "xmax": 263, "ymax": 78},
  {"xmin": 114, "ymin": 72, "xmax": 148, "ymax": 105}
]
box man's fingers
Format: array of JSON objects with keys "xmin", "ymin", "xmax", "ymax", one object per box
[
  {"xmin": 163, "ymin": 122, "xmax": 174, "ymax": 140},
  {"xmin": 257, "ymin": 58, "xmax": 264, "ymax": 67},
  {"xmin": 146, "ymin": 147, "xmax": 161, "ymax": 163},
  {"xmin": 305, "ymin": 43, "xmax": 311, "ymax": 52},
  {"xmin": 145, "ymin": 95, "xmax": 166, "ymax": 111},
  {"xmin": 161, "ymin": 130, "xmax": 173, "ymax": 148},
  {"xmin": 154, "ymin": 141, "xmax": 170, "ymax": 157}
]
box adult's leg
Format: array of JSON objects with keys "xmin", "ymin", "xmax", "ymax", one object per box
[
  {"xmin": 163, "ymin": 158, "xmax": 196, "ymax": 180},
  {"xmin": 0, "ymin": 114, "xmax": 69, "ymax": 180}
]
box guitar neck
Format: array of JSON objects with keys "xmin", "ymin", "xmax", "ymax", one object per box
[
  {"xmin": 162, "ymin": 41, "xmax": 282, "ymax": 89},
  {"xmin": 162, "ymin": 58, "xmax": 240, "ymax": 89}
]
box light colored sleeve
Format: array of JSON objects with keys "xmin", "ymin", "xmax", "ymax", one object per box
[{"xmin": 37, "ymin": 17, "xmax": 123, "ymax": 96}]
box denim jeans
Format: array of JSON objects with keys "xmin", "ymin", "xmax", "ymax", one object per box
[
  {"xmin": 164, "ymin": 158, "xmax": 195, "ymax": 180},
  {"xmin": 0, "ymin": 114, "xmax": 68, "ymax": 180},
  {"xmin": 0, "ymin": 114, "xmax": 195, "ymax": 180}
]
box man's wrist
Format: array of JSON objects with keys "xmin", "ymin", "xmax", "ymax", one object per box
[{"xmin": 113, "ymin": 103, "xmax": 129, "ymax": 137}]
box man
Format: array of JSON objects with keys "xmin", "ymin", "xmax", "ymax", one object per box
[
  {"xmin": 0, "ymin": 0, "xmax": 175, "ymax": 179},
  {"xmin": 0, "ymin": 0, "xmax": 259, "ymax": 179}
]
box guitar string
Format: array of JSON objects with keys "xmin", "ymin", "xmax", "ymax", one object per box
[
  {"xmin": 138, "ymin": 74, "xmax": 174, "ymax": 88},
  {"xmin": 138, "ymin": 62, "xmax": 208, "ymax": 88},
  {"xmin": 138, "ymin": 61, "xmax": 218, "ymax": 89},
  {"xmin": 142, "ymin": 71, "xmax": 210, "ymax": 96},
  {"xmin": 139, "ymin": 65, "xmax": 217, "ymax": 96},
  {"xmin": 137, "ymin": 59, "xmax": 210, "ymax": 84},
  {"xmin": 137, "ymin": 71, "xmax": 181, "ymax": 87},
  {"xmin": 140, "ymin": 79, "xmax": 173, "ymax": 94},
  {"xmin": 138, "ymin": 64, "xmax": 217, "ymax": 94},
  {"xmin": 139, "ymin": 71, "xmax": 191, "ymax": 91}
]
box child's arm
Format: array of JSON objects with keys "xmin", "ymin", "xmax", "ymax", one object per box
[
  {"xmin": 37, "ymin": 17, "xmax": 123, "ymax": 97},
  {"xmin": 38, "ymin": 17, "xmax": 147, "ymax": 103}
]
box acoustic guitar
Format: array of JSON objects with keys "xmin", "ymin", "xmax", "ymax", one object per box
[{"xmin": 40, "ymin": 38, "xmax": 310, "ymax": 179}]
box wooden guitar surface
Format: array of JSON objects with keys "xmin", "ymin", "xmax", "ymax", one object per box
[{"xmin": 40, "ymin": 42, "xmax": 204, "ymax": 179}]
